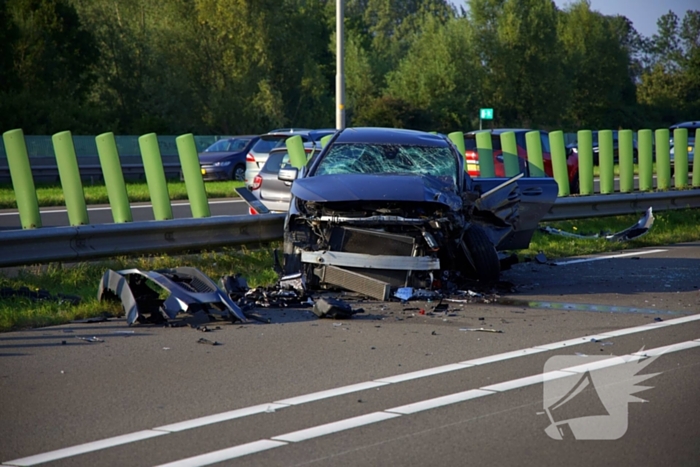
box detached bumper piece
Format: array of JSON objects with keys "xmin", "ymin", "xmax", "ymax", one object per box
[{"xmin": 97, "ymin": 267, "xmax": 247, "ymax": 325}]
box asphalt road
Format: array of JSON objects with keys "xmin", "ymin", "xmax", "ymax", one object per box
[
  {"xmin": 0, "ymin": 199, "xmax": 250, "ymax": 231},
  {"xmin": 1, "ymin": 243, "xmax": 699, "ymax": 466}
]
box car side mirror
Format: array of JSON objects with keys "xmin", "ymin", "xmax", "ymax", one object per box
[{"xmin": 278, "ymin": 165, "xmax": 298, "ymax": 182}]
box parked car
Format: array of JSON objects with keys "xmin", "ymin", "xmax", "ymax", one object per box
[
  {"xmin": 464, "ymin": 129, "xmax": 580, "ymax": 193},
  {"xmin": 248, "ymin": 143, "xmax": 320, "ymax": 214},
  {"xmin": 198, "ymin": 136, "xmax": 258, "ymax": 181},
  {"xmin": 670, "ymin": 121, "xmax": 698, "ymax": 170},
  {"xmin": 278, "ymin": 127, "xmax": 558, "ymax": 297},
  {"xmin": 244, "ymin": 129, "xmax": 335, "ymax": 189}
]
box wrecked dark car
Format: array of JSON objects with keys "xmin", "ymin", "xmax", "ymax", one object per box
[{"xmin": 278, "ymin": 128, "xmax": 558, "ymax": 300}]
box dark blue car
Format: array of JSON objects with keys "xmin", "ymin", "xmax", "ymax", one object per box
[{"xmin": 198, "ymin": 136, "xmax": 259, "ymax": 181}]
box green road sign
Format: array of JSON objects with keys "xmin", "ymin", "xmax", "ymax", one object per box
[{"xmin": 480, "ymin": 108, "xmax": 494, "ymax": 120}]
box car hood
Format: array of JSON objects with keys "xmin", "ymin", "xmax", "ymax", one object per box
[
  {"xmin": 198, "ymin": 152, "xmax": 242, "ymax": 163},
  {"xmin": 291, "ymin": 173, "xmax": 462, "ymax": 210}
]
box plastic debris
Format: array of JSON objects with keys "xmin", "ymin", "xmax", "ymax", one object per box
[
  {"xmin": 76, "ymin": 336, "xmax": 104, "ymax": 343},
  {"xmin": 540, "ymin": 207, "xmax": 654, "ymax": 242},
  {"xmin": 459, "ymin": 328, "xmax": 503, "ymax": 333}
]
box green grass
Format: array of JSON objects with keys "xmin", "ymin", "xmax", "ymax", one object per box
[
  {"xmin": 0, "ymin": 180, "xmax": 244, "ymax": 209},
  {"xmin": 2, "ymin": 209, "xmax": 699, "ymax": 332}
]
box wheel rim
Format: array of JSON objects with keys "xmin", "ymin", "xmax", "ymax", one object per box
[{"xmin": 234, "ymin": 166, "xmax": 245, "ymax": 181}]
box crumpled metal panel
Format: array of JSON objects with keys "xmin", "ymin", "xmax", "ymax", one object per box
[{"xmin": 97, "ymin": 267, "xmax": 247, "ymax": 325}]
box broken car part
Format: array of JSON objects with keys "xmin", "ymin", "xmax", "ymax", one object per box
[
  {"xmin": 540, "ymin": 207, "xmax": 654, "ymax": 242},
  {"xmin": 97, "ymin": 267, "xmax": 247, "ymax": 325}
]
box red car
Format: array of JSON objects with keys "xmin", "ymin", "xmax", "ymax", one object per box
[{"xmin": 464, "ymin": 129, "xmax": 580, "ymax": 193}]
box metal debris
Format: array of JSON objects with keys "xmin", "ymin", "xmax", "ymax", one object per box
[
  {"xmin": 459, "ymin": 328, "xmax": 503, "ymax": 333},
  {"xmin": 540, "ymin": 207, "xmax": 655, "ymax": 242}
]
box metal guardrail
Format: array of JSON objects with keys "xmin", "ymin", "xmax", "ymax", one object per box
[{"xmin": 1, "ymin": 190, "xmax": 699, "ymax": 268}]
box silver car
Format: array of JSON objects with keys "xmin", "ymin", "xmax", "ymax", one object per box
[
  {"xmin": 250, "ymin": 144, "xmax": 320, "ymax": 213},
  {"xmin": 244, "ymin": 129, "xmax": 335, "ymax": 189}
]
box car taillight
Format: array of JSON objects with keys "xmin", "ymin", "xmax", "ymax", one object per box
[
  {"xmin": 251, "ymin": 174, "xmax": 262, "ymax": 190},
  {"xmin": 465, "ymin": 150, "xmax": 480, "ymax": 177},
  {"xmin": 246, "ymin": 153, "xmax": 255, "ymax": 162},
  {"xmin": 248, "ymin": 206, "xmax": 258, "ymax": 215}
]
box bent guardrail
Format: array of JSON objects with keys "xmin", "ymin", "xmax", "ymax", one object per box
[{"xmin": 1, "ymin": 191, "xmax": 699, "ymax": 268}]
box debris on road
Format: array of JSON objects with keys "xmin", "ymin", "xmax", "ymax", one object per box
[
  {"xmin": 197, "ymin": 337, "xmax": 222, "ymax": 346},
  {"xmin": 312, "ymin": 297, "xmax": 360, "ymax": 319},
  {"xmin": 459, "ymin": 328, "xmax": 503, "ymax": 333},
  {"xmin": 76, "ymin": 336, "xmax": 104, "ymax": 343},
  {"xmin": 540, "ymin": 207, "xmax": 655, "ymax": 242}
]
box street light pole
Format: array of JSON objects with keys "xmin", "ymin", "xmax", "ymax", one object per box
[{"xmin": 336, "ymin": 0, "xmax": 345, "ymax": 130}]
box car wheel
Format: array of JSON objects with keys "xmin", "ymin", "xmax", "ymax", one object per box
[
  {"xmin": 233, "ymin": 164, "xmax": 246, "ymax": 181},
  {"xmin": 460, "ymin": 225, "xmax": 500, "ymax": 283}
]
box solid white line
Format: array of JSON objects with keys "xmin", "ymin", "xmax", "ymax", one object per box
[
  {"xmin": 480, "ymin": 370, "xmax": 574, "ymax": 392},
  {"xmin": 271, "ymin": 412, "xmax": 401, "ymax": 443},
  {"xmin": 552, "ymin": 249, "xmax": 667, "ymax": 265},
  {"xmin": 154, "ymin": 403, "xmax": 290, "ymax": 433},
  {"xmin": 375, "ymin": 363, "xmax": 473, "ymax": 384},
  {"xmin": 559, "ymin": 355, "xmax": 645, "ymax": 374},
  {"xmin": 154, "ymin": 440, "xmax": 287, "ymax": 467},
  {"xmin": 632, "ymin": 340, "xmax": 700, "ymax": 357},
  {"xmin": 156, "ymin": 338, "xmax": 700, "ymax": 466},
  {"xmin": 5, "ymin": 312, "xmax": 700, "ymax": 465},
  {"xmin": 385, "ymin": 389, "xmax": 494, "ymax": 415},
  {"xmin": 275, "ymin": 381, "xmax": 389, "ymax": 405},
  {"xmin": 4, "ymin": 430, "xmax": 167, "ymax": 466}
]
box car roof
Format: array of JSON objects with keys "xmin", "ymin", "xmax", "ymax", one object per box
[
  {"xmin": 333, "ymin": 127, "xmax": 449, "ymax": 146},
  {"xmin": 670, "ymin": 121, "xmax": 700, "ymax": 130}
]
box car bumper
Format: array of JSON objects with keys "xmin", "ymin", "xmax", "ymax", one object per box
[{"xmin": 200, "ymin": 166, "xmax": 230, "ymax": 181}]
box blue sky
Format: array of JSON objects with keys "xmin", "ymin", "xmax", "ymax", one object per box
[{"xmin": 451, "ymin": 0, "xmax": 698, "ymax": 38}]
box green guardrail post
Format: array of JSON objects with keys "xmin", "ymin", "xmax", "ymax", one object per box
[
  {"xmin": 475, "ymin": 131, "xmax": 495, "ymax": 177},
  {"xmin": 638, "ymin": 129, "xmax": 653, "ymax": 191},
  {"xmin": 598, "ymin": 130, "xmax": 614, "ymax": 194},
  {"xmin": 447, "ymin": 131, "xmax": 466, "ymax": 160},
  {"xmin": 139, "ymin": 133, "xmax": 173, "ymax": 220},
  {"xmin": 577, "ymin": 130, "xmax": 594, "ymax": 195},
  {"xmin": 524, "ymin": 131, "xmax": 545, "ymax": 178},
  {"xmin": 286, "ymin": 135, "xmax": 306, "ymax": 169},
  {"xmin": 176, "ymin": 133, "xmax": 210, "ymax": 218},
  {"xmin": 549, "ymin": 131, "xmax": 570, "ymax": 196},
  {"xmin": 499, "ymin": 132, "xmax": 520, "ymax": 177},
  {"xmin": 320, "ymin": 134, "xmax": 333, "ymax": 148},
  {"xmin": 655, "ymin": 129, "xmax": 671, "ymax": 191},
  {"xmin": 693, "ymin": 129, "xmax": 700, "ymax": 188},
  {"xmin": 673, "ymin": 128, "xmax": 688, "ymax": 188},
  {"xmin": 96, "ymin": 132, "xmax": 132, "ymax": 223},
  {"xmin": 52, "ymin": 131, "xmax": 89, "ymax": 226},
  {"xmin": 618, "ymin": 129, "xmax": 634, "ymax": 193},
  {"xmin": 2, "ymin": 129, "xmax": 41, "ymax": 229}
]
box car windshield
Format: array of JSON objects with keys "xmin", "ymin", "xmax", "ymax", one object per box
[
  {"xmin": 205, "ymin": 138, "xmax": 250, "ymax": 152},
  {"xmin": 314, "ymin": 143, "xmax": 458, "ymax": 187}
]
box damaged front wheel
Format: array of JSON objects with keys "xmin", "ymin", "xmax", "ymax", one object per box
[{"xmin": 460, "ymin": 225, "xmax": 500, "ymax": 284}]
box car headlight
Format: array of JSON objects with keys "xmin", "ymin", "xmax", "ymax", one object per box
[{"xmin": 213, "ymin": 161, "xmax": 232, "ymax": 167}]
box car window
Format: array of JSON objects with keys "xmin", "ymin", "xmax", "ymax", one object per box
[
  {"xmin": 315, "ymin": 143, "xmax": 458, "ymax": 187},
  {"xmin": 252, "ymin": 135, "xmax": 310, "ymax": 153},
  {"xmin": 205, "ymin": 139, "xmax": 249, "ymax": 152},
  {"xmin": 261, "ymin": 152, "xmax": 290, "ymax": 174}
]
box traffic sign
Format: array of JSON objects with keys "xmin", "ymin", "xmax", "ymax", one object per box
[{"xmin": 480, "ymin": 108, "xmax": 494, "ymax": 120}]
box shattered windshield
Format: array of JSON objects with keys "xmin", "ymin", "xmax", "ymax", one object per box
[{"xmin": 314, "ymin": 143, "xmax": 458, "ymax": 186}]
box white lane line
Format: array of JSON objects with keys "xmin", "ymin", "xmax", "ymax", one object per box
[
  {"xmin": 270, "ymin": 412, "xmax": 401, "ymax": 443},
  {"xmin": 4, "ymin": 430, "xmax": 167, "ymax": 467},
  {"xmin": 153, "ymin": 339, "xmax": 700, "ymax": 466},
  {"xmin": 386, "ymin": 389, "xmax": 494, "ymax": 415},
  {"xmin": 5, "ymin": 313, "xmax": 700, "ymax": 466},
  {"xmin": 552, "ymin": 249, "xmax": 667, "ymax": 265},
  {"xmin": 154, "ymin": 403, "xmax": 290, "ymax": 433},
  {"xmin": 154, "ymin": 440, "xmax": 287, "ymax": 467},
  {"xmin": 275, "ymin": 381, "xmax": 389, "ymax": 405},
  {"xmin": 375, "ymin": 363, "xmax": 473, "ymax": 384},
  {"xmin": 0, "ymin": 199, "xmax": 244, "ymax": 216}
]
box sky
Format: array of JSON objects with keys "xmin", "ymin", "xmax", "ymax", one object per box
[{"xmin": 451, "ymin": 0, "xmax": 699, "ymax": 38}]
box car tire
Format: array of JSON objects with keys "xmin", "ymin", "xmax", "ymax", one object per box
[
  {"xmin": 233, "ymin": 164, "xmax": 246, "ymax": 181},
  {"xmin": 460, "ymin": 225, "xmax": 500, "ymax": 283}
]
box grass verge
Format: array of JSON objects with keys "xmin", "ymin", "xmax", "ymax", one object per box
[
  {"xmin": 0, "ymin": 180, "xmax": 243, "ymax": 209},
  {"xmin": 1, "ymin": 209, "xmax": 699, "ymax": 332}
]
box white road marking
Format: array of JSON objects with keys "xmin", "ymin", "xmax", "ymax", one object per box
[
  {"xmin": 5, "ymin": 313, "xmax": 700, "ymax": 466},
  {"xmin": 552, "ymin": 249, "xmax": 667, "ymax": 265},
  {"xmin": 151, "ymin": 339, "xmax": 700, "ymax": 467},
  {"xmin": 3, "ymin": 430, "xmax": 167, "ymax": 466},
  {"xmin": 0, "ymin": 199, "xmax": 244, "ymax": 217},
  {"xmin": 154, "ymin": 440, "xmax": 287, "ymax": 467},
  {"xmin": 270, "ymin": 412, "xmax": 401, "ymax": 443}
]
